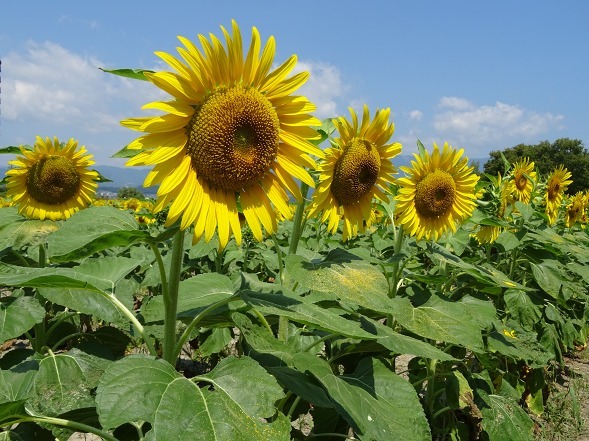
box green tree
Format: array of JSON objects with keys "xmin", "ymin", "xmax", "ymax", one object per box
[
  {"xmin": 117, "ymin": 186, "xmax": 144, "ymax": 199},
  {"xmin": 483, "ymin": 138, "xmax": 589, "ymax": 194}
]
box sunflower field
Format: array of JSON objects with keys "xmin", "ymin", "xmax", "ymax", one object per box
[{"xmin": 1, "ymin": 20, "xmax": 588, "ymax": 441}]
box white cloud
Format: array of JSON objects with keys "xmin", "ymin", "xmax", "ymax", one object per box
[
  {"xmin": 408, "ymin": 110, "xmax": 423, "ymax": 121},
  {"xmin": 294, "ymin": 61, "xmax": 345, "ymax": 119},
  {"xmin": 433, "ymin": 97, "xmax": 564, "ymax": 148},
  {"xmin": 2, "ymin": 41, "xmax": 163, "ymax": 131}
]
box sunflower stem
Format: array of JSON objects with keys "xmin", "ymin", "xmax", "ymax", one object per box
[
  {"xmin": 32, "ymin": 243, "xmax": 48, "ymax": 353},
  {"xmin": 162, "ymin": 228, "xmax": 185, "ymax": 365},
  {"xmin": 288, "ymin": 182, "xmax": 310, "ymax": 255},
  {"xmin": 271, "ymin": 234, "xmax": 284, "ymax": 284},
  {"xmin": 2, "ymin": 416, "xmax": 118, "ymax": 441},
  {"xmin": 388, "ymin": 224, "xmax": 405, "ymax": 299}
]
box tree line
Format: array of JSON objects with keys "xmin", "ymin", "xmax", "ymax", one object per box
[{"xmin": 483, "ymin": 138, "xmax": 589, "ymax": 195}]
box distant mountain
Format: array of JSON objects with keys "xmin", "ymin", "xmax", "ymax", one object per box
[
  {"xmin": 94, "ymin": 165, "xmax": 150, "ymax": 188},
  {"xmin": 0, "ymin": 165, "xmax": 150, "ymax": 190}
]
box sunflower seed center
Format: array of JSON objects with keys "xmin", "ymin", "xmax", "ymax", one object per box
[
  {"xmin": 331, "ymin": 139, "xmax": 381, "ymax": 206},
  {"xmin": 186, "ymin": 84, "xmax": 280, "ymax": 192},
  {"xmin": 414, "ymin": 170, "xmax": 456, "ymax": 218},
  {"xmin": 26, "ymin": 155, "xmax": 81, "ymax": 204}
]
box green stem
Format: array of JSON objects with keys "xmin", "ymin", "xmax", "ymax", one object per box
[
  {"xmin": 288, "ymin": 182, "xmax": 310, "ymax": 255},
  {"xmin": 250, "ymin": 307, "xmax": 273, "ymax": 334},
  {"xmin": 302, "ymin": 333, "xmax": 338, "ymax": 353},
  {"xmin": 148, "ymin": 241, "xmax": 169, "ymax": 299},
  {"xmin": 172, "ymin": 295, "xmax": 239, "ymax": 361},
  {"xmin": 425, "ymin": 358, "xmax": 438, "ymax": 419},
  {"xmin": 45, "ymin": 312, "xmax": 81, "ymax": 343},
  {"xmin": 271, "ymin": 234, "xmax": 284, "ymax": 284},
  {"xmin": 508, "ymin": 247, "xmax": 518, "ymax": 280},
  {"xmin": 389, "ymin": 224, "xmax": 404, "ymax": 299},
  {"xmin": 214, "ymin": 248, "xmax": 223, "ymax": 274},
  {"xmin": 287, "ymin": 396, "xmax": 302, "ymax": 418},
  {"xmin": 104, "ymin": 290, "xmax": 157, "ymax": 356},
  {"xmin": 162, "ymin": 229, "xmax": 185, "ymax": 365},
  {"xmin": 432, "ymin": 406, "xmax": 452, "ymax": 421},
  {"xmin": 51, "ymin": 332, "xmax": 97, "ymax": 351},
  {"xmin": 32, "ymin": 243, "xmax": 48, "ymax": 353},
  {"xmin": 11, "ymin": 249, "xmax": 30, "ymax": 267},
  {"xmin": 3, "ymin": 416, "xmax": 118, "ymax": 441}
]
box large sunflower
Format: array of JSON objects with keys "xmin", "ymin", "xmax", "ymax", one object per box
[
  {"xmin": 395, "ymin": 142, "xmax": 479, "ymax": 240},
  {"xmin": 307, "ymin": 106, "xmax": 401, "ymax": 241},
  {"xmin": 510, "ymin": 158, "xmax": 536, "ymax": 203},
  {"xmin": 544, "ymin": 165, "xmax": 572, "ymax": 224},
  {"xmin": 121, "ymin": 20, "xmax": 323, "ymax": 249},
  {"xmin": 5, "ymin": 136, "xmax": 98, "ymax": 221}
]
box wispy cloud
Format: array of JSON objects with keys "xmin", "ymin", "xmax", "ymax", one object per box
[
  {"xmin": 433, "ymin": 97, "xmax": 565, "ymax": 150},
  {"xmin": 295, "ymin": 61, "xmax": 346, "ymax": 119},
  {"xmin": 3, "ymin": 41, "xmax": 163, "ymax": 131}
]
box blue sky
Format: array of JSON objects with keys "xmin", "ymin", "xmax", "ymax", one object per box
[{"xmin": 1, "ymin": 1, "xmax": 587, "ymax": 167}]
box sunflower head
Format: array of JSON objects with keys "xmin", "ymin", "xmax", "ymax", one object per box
[
  {"xmin": 5, "ymin": 136, "xmax": 98, "ymax": 221},
  {"xmin": 510, "ymin": 158, "xmax": 537, "ymax": 203},
  {"xmin": 472, "ymin": 225, "xmax": 501, "ymax": 245},
  {"xmin": 566, "ymin": 192, "xmax": 586, "ymax": 228},
  {"xmin": 544, "ymin": 165, "xmax": 572, "ymax": 224},
  {"xmin": 307, "ymin": 105, "xmax": 402, "ymax": 241},
  {"xmin": 395, "ymin": 142, "xmax": 479, "ymax": 241},
  {"xmin": 120, "ymin": 20, "xmax": 323, "ymax": 249}
]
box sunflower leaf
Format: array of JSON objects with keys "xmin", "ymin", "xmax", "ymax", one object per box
[
  {"xmin": 294, "ymin": 353, "xmax": 431, "ymax": 440},
  {"xmin": 0, "ymin": 296, "xmax": 46, "ymax": 344},
  {"xmin": 0, "ymin": 146, "xmax": 24, "ymax": 155},
  {"xmin": 99, "ymin": 68, "xmax": 154, "ymax": 81},
  {"xmin": 111, "ymin": 145, "xmax": 143, "ymax": 158},
  {"xmin": 46, "ymin": 206, "xmax": 150, "ymax": 262},
  {"xmin": 96, "ymin": 355, "xmax": 290, "ymax": 440}
]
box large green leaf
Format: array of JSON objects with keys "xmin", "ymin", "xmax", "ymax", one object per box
[
  {"xmin": 358, "ymin": 316, "xmax": 455, "ymax": 361},
  {"xmin": 0, "ymin": 218, "xmax": 59, "ymax": 251},
  {"xmin": 30, "ymin": 349, "xmax": 111, "ymax": 417},
  {"xmin": 294, "ymin": 353, "xmax": 431, "ymax": 440},
  {"xmin": 240, "ymin": 289, "xmax": 375, "ymax": 340},
  {"xmin": 0, "ymin": 368, "xmax": 37, "ymax": 405},
  {"xmin": 504, "ymin": 289, "xmax": 542, "ymax": 329},
  {"xmin": 530, "ymin": 260, "xmax": 571, "ymax": 299},
  {"xmin": 390, "ymin": 295, "xmax": 493, "ymax": 352},
  {"xmin": 0, "ymin": 400, "xmax": 27, "ymax": 425},
  {"xmin": 46, "ymin": 206, "xmax": 149, "ymax": 261},
  {"xmin": 284, "ymin": 248, "xmax": 392, "ymax": 312},
  {"xmin": 0, "ymin": 296, "xmax": 45, "ymax": 344},
  {"xmin": 96, "ymin": 355, "xmax": 289, "ymax": 440},
  {"xmin": 96, "ymin": 355, "xmax": 178, "ymax": 429},
  {"xmin": 199, "ymin": 356, "xmax": 285, "ymax": 419},
  {"xmin": 142, "ymin": 272, "xmax": 235, "ymax": 322},
  {"xmin": 150, "ymin": 375, "xmax": 290, "ymax": 441},
  {"xmin": 478, "ymin": 392, "xmax": 534, "ymax": 441},
  {"xmin": 0, "ymin": 258, "xmax": 140, "ymax": 324}
]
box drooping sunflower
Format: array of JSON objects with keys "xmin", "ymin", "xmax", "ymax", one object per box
[
  {"xmin": 307, "ymin": 106, "xmax": 401, "ymax": 241},
  {"xmin": 395, "ymin": 142, "xmax": 479, "ymax": 241},
  {"xmin": 510, "ymin": 158, "xmax": 537, "ymax": 203},
  {"xmin": 121, "ymin": 20, "xmax": 323, "ymax": 249},
  {"xmin": 5, "ymin": 136, "xmax": 98, "ymax": 221},
  {"xmin": 544, "ymin": 165, "xmax": 572, "ymax": 224},
  {"xmin": 566, "ymin": 192, "xmax": 586, "ymax": 228}
]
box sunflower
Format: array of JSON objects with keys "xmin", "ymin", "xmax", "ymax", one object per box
[
  {"xmin": 510, "ymin": 158, "xmax": 536, "ymax": 203},
  {"xmin": 472, "ymin": 225, "xmax": 502, "ymax": 245},
  {"xmin": 307, "ymin": 106, "xmax": 401, "ymax": 241},
  {"xmin": 121, "ymin": 20, "xmax": 322, "ymax": 249},
  {"xmin": 5, "ymin": 136, "xmax": 98, "ymax": 221},
  {"xmin": 544, "ymin": 165, "xmax": 572, "ymax": 224},
  {"xmin": 565, "ymin": 192, "xmax": 586, "ymax": 228},
  {"xmin": 395, "ymin": 142, "xmax": 479, "ymax": 241}
]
